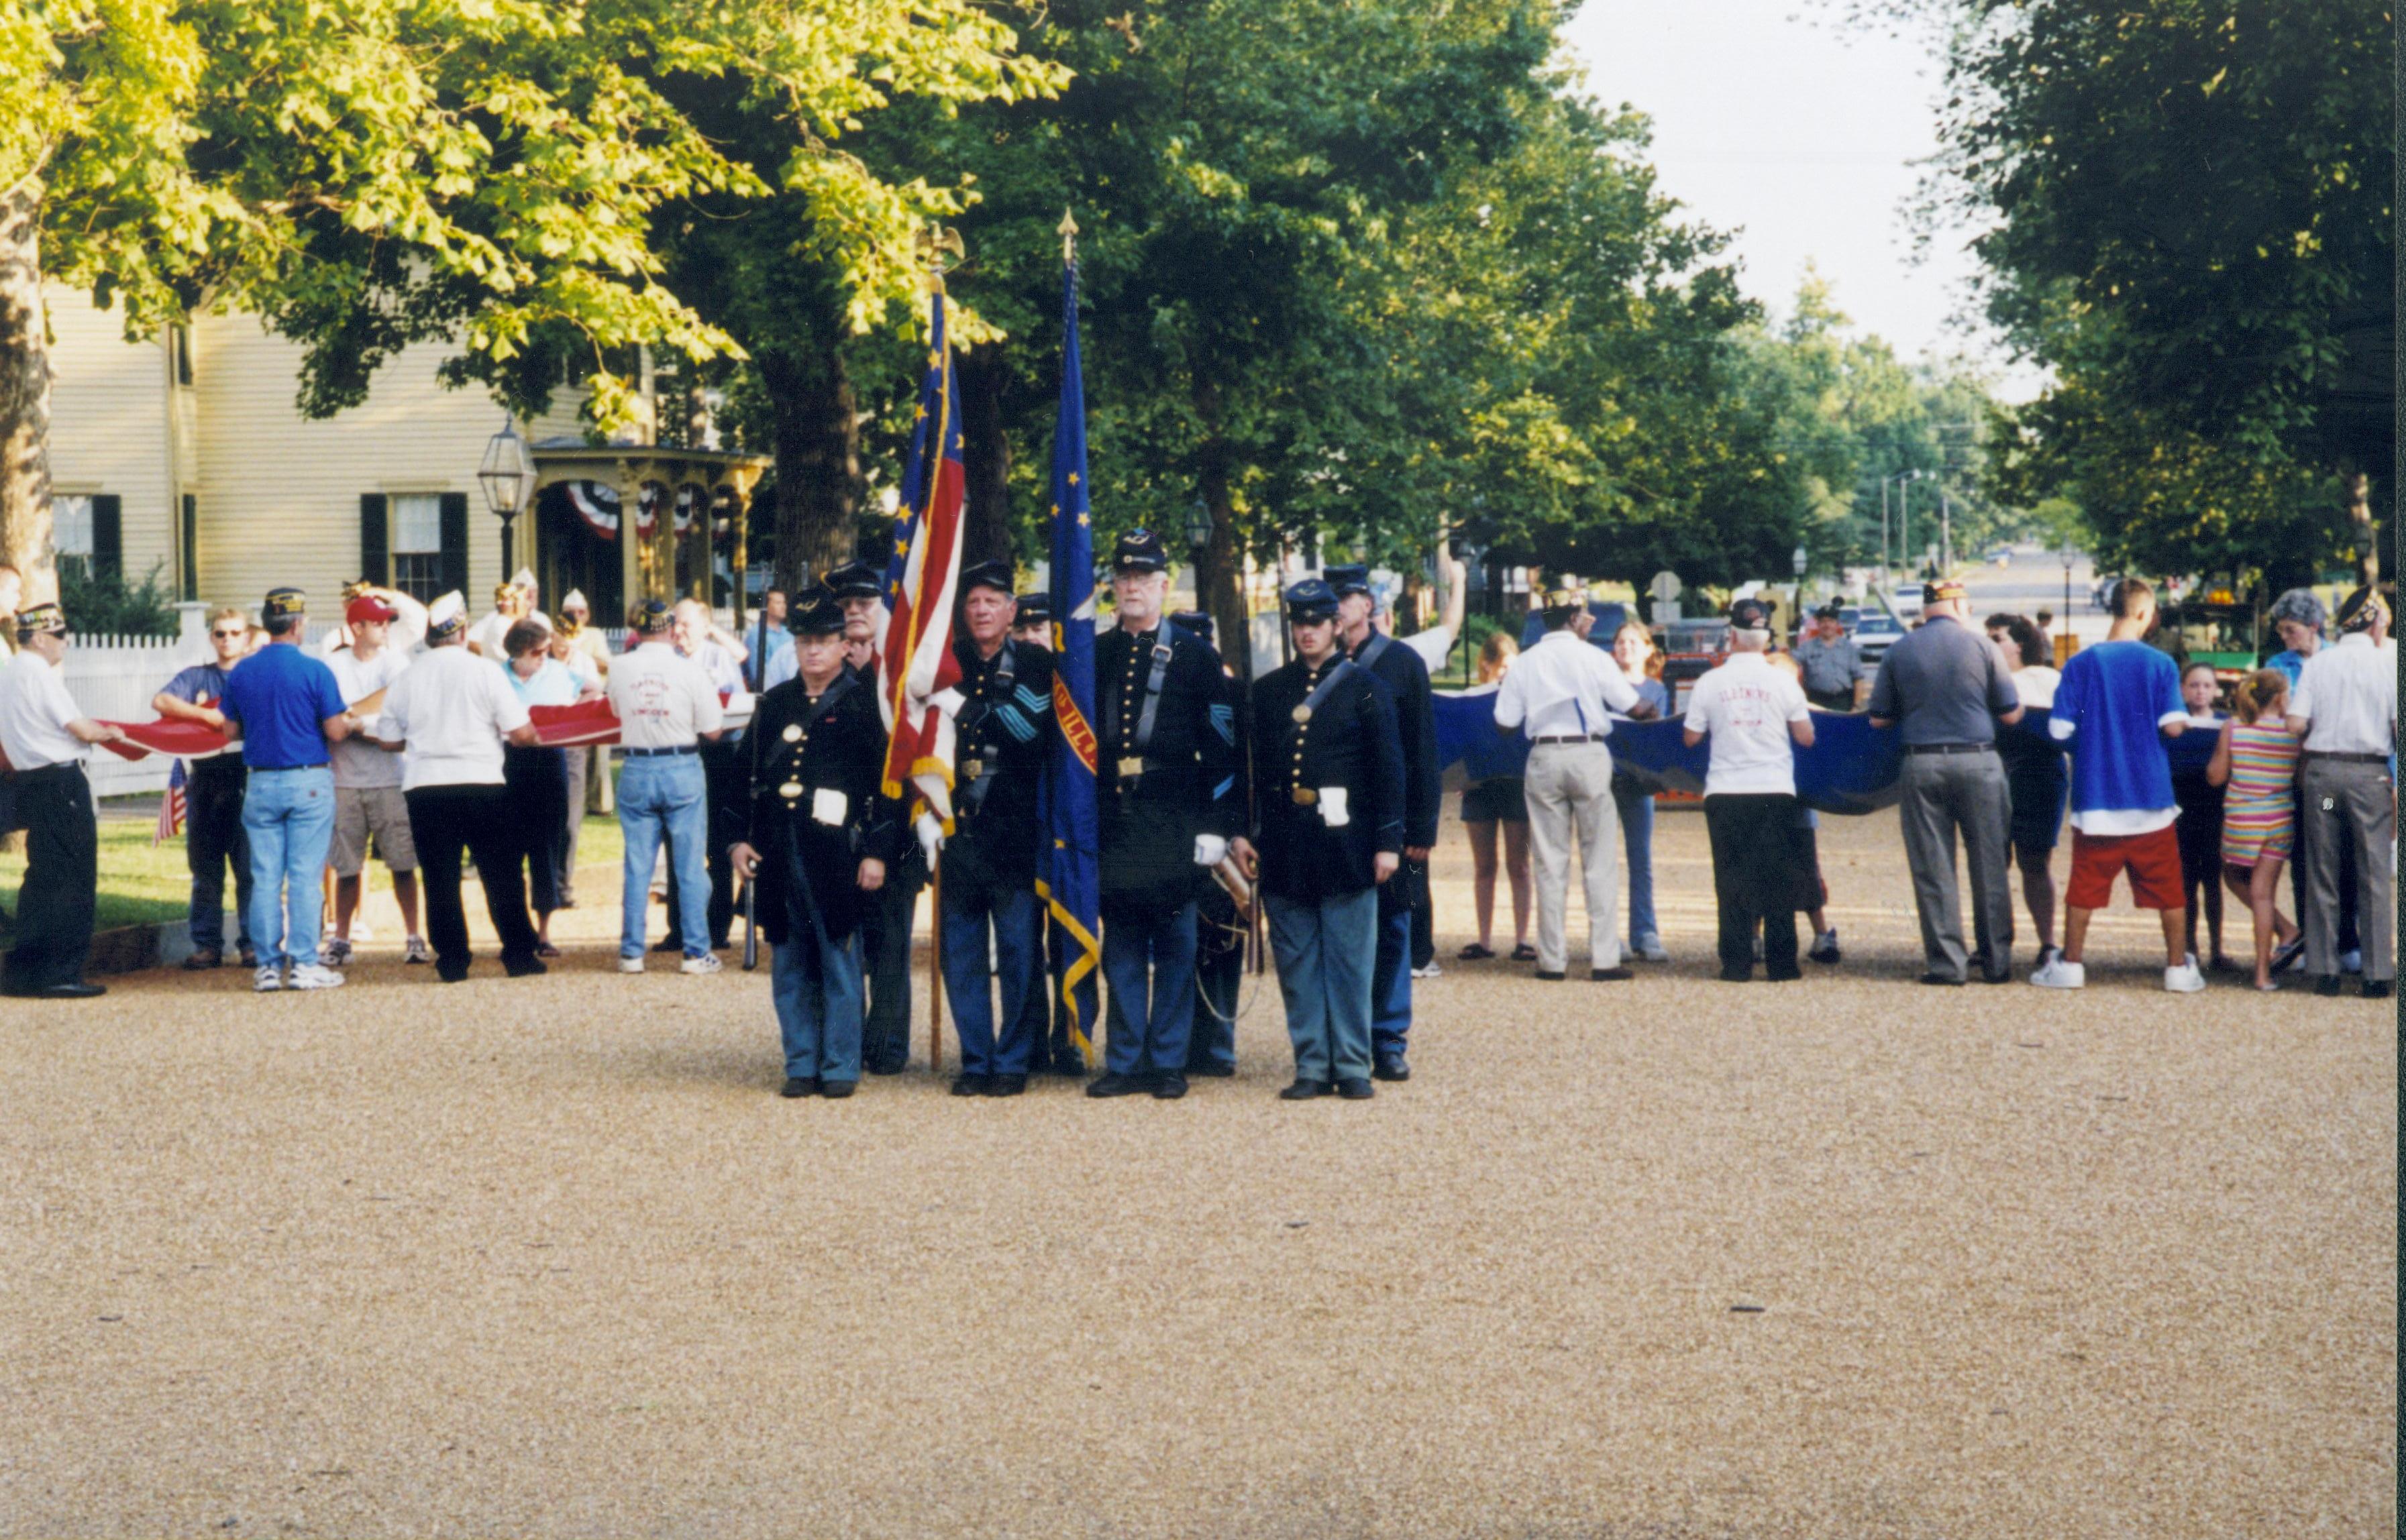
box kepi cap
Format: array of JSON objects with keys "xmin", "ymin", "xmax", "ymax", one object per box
[
  {"xmin": 787, "ymin": 588, "xmax": 846, "ymax": 637},
  {"xmin": 1112, "ymin": 529, "xmax": 1169, "ymax": 575},
  {"xmin": 825, "ymin": 561, "xmax": 884, "ymax": 600},
  {"xmin": 1012, "ymin": 593, "xmax": 1051, "ymax": 628},
  {"xmin": 1284, "ymin": 579, "xmax": 1341, "ymax": 624},
  {"xmin": 959, "ymin": 559, "xmax": 1015, "ymax": 598},
  {"xmin": 1322, "ymin": 563, "xmax": 1373, "ymax": 600},
  {"xmin": 1170, "ymin": 609, "xmax": 1216, "ymax": 647}
]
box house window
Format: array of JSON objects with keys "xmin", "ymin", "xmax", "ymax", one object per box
[
  {"xmin": 54, "ymin": 495, "xmax": 94, "ymax": 578},
  {"xmin": 392, "ymin": 492, "xmax": 443, "ymax": 602}
]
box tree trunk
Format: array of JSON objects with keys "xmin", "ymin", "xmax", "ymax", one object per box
[
  {"xmin": 2342, "ymin": 469, "xmax": 2378, "ymax": 588},
  {"xmin": 956, "ymin": 344, "xmax": 1015, "ymax": 574},
  {"xmin": 757, "ymin": 345, "xmax": 861, "ymax": 590},
  {"xmin": 1192, "ymin": 429, "xmax": 1251, "ymax": 683},
  {"xmin": 0, "ymin": 178, "xmax": 54, "ymax": 605}
]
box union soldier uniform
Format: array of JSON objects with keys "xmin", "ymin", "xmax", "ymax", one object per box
[
  {"xmin": 1327, "ymin": 564, "xmax": 1439, "ymax": 1079},
  {"xmin": 1004, "ymin": 591, "xmax": 1075, "ymax": 1072},
  {"xmin": 0, "ymin": 603, "xmax": 106, "ymax": 998},
  {"xmin": 824, "ymin": 560, "xmax": 920, "ymax": 1071},
  {"xmin": 1251, "ymin": 581, "xmax": 1405, "ymax": 1095},
  {"xmin": 940, "ymin": 562, "xmax": 1057, "ymax": 1094},
  {"xmin": 1173, "ymin": 609, "xmax": 1246, "ymax": 1077},
  {"xmin": 743, "ymin": 592, "xmax": 902, "ymax": 1094},
  {"xmin": 1091, "ymin": 531, "xmax": 1239, "ymax": 1097}
]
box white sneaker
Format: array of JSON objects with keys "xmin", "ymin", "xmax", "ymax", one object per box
[
  {"xmin": 2340, "ymin": 948, "xmax": 2363, "ymax": 975},
  {"xmin": 679, "ymin": 953, "xmax": 723, "ymax": 976},
  {"xmin": 287, "ymin": 963, "xmax": 347, "ymax": 991},
  {"xmin": 2029, "ymin": 956, "xmax": 2086, "ymax": 989},
  {"xmin": 1410, "ymin": 961, "xmax": 1443, "ymax": 980},
  {"xmin": 254, "ymin": 965, "xmax": 283, "ymax": 993},
  {"xmin": 2164, "ymin": 953, "xmax": 2207, "ymax": 993},
  {"xmin": 321, "ymin": 937, "xmax": 353, "ymax": 967},
  {"xmin": 403, "ymin": 936, "xmax": 431, "ymax": 965},
  {"xmin": 619, "ymin": 955, "xmax": 645, "ymax": 975}
]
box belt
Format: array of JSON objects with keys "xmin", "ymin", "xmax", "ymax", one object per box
[
  {"xmin": 1903, "ymin": 742, "xmax": 1994, "ymax": 756},
  {"xmin": 2304, "ymin": 750, "xmax": 2391, "ymax": 764},
  {"xmin": 625, "ymin": 744, "xmax": 700, "ymax": 757},
  {"xmin": 1531, "ymin": 734, "xmax": 1606, "ymax": 745},
  {"xmin": 253, "ymin": 763, "xmax": 329, "ymax": 772}
]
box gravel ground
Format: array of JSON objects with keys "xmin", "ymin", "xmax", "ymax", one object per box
[{"xmin": 1, "ymin": 804, "xmax": 2393, "ymax": 1537}]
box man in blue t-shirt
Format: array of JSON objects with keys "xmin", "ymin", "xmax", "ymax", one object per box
[
  {"xmin": 215, "ymin": 588, "xmax": 361, "ymax": 991},
  {"xmin": 2030, "ymin": 577, "xmax": 2204, "ymax": 993},
  {"xmin": 151, "ymin": 606, "xmax": 259, "ymax": 967}
]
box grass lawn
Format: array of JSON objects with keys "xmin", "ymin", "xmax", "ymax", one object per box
[{"xmin": 1, "ymin": 803, "xmax": 629, "ymax": 934}]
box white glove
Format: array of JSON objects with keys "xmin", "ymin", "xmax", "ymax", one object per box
[{"xmin": 1194, "ymin": 834, "xmax": 1228, "ymax": 868}]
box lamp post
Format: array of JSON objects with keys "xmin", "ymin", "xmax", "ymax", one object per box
[
  {"xmin": 478, "ymin": 418, "xmax": 538, "ymax": 578},
  {"xmin": 1186, "ymin": 495, "xmax": 1213, "ymax": 555}
]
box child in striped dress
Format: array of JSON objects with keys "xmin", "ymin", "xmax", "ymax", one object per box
[{"xmin": 2209, "ymin": 669, "xmax": 2303, "ymax": 989}]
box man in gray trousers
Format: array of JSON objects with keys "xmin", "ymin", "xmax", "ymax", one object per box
[
  {"xmin": 1867, "ymin": 576, "xmax": 2024, "ymax": 984},
  {"xmin": 2287, "ymin": 585, "xmax": 2395, "ymax": 999}
]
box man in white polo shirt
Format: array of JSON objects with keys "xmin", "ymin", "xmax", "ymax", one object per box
[
  {"xmin": 609, "ymin": 598, "xmax": 726, "ymax": 973},
  {"xmin": 2288, "ymin": 585, "xmax": 2395, "ymax": 999},
  {"xmin": 372, "ymin": 593, "xmax": 545, "ymax": 982},
  {"xmin": 1493, "ymin": 581, "xmax": 1651, "ymax": 983},
  {"xmin": 0, "ymin": 602, "xmax": 125, "ymax": 998},
  {"xmin": 1683, "ymin": 596, "xmax": 1816, "ymax": 983}
]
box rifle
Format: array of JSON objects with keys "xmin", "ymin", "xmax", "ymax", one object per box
[{"xmin": 741, "ymin": 876, "xmax": 758, "ymax": 971}]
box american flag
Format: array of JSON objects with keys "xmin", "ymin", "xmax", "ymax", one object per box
[
  {"xmin": 877, "ymin": 280, "xmax": 967, "ymax": 841},
  {"xmin": 153, "ymin": 758, "xmax": 187, "ymax": 845}
]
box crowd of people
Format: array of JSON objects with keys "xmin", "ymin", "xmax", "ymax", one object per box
[{"xmin": 0, "ymin": 545, "xmax": 2391, "ymax": 1102}]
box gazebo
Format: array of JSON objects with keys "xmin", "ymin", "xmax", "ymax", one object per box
[{"xmin": 524, "ymin": 443, "xmax": 772, "ymax": 635}]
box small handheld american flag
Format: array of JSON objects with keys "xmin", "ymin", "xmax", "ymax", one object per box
[{"xmin": 153, "ymin": 758, "xmax": 187, "ymax": 845}]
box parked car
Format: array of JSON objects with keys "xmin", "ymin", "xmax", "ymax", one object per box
[{"xmin": 1851, "ymin": 612, "xmax": 1905, "ymax": 667}]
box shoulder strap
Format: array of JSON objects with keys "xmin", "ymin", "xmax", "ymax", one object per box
[
  {"xmin": 1356, "ymin": 632, "xmax": 1392, "ymax": 671},
  {"xmin": 1282, "ymin": 659, "xmax": 1359, "ymax": 757},
  {"xmin": 1131, "ymin": 624, "xmax": 1179, "ymax": 757}
]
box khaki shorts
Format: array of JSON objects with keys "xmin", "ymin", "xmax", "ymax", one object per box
[{"xmin": 331, "ymin": 784, "xmax": 418, "ymax": 877}]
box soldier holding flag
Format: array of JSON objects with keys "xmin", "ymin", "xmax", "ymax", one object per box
[{"xmin": 1088, "ymin": 530, "xmax": 1240, "ymax": 1099}]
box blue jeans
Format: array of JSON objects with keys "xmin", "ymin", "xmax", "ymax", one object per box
[
  {"xmin": 1267, "ymin": 887, "xmax": 1377, "ymax": 1083},
  {"xmin": 1102, "ymin": 901, "xmax": 1198, "ymax": 1077},
  {"xmin": 243, "ymin": 767, "xmax": 334, "ymax": 969},
  {"xmin": 616, "ymin": 753, "xmax": 710, "ymax": 958},
  {"xmin": 772, "ymin": 929, "xmax": 866, "ymax": 1082},
  {"xmin": 1614, "ymin": 779, "xmax": 1659, "ymax": 943},
  {"xmin": 1369, "ymin": 900, "xmax": 1412, "ymax": 1058},
  {"xmin": 941, "ymin": 869, "xmax": 1038, "ymax": 1077}
]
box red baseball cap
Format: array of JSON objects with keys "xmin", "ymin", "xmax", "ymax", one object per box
[{"xmin": 346, "ymin": 593, "xmax": 398, "ymax": 625}]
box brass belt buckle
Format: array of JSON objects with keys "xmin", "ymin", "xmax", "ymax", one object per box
[
  {"xmin": 1116, "ymin": 756, "xmax": 1145, "ymax": 779},
  {"xmin": 1291, "ymin": 786, "xmax": 1318, "ymax": 806}
]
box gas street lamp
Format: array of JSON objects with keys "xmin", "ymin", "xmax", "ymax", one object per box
[{"xmin": 477, "ymin": 417, "xmax": 538, "ymax": 576}]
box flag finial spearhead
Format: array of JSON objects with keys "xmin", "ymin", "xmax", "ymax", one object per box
[{"xmin": 1058, "ymin": 207, "xmax": 1079, "ymax": 263}]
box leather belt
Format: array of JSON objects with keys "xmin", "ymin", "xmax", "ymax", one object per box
[
  {"xmin": 1903, "ymin": 742, "xmax": 1993, "ymax": 756},
  {"xmin": 625, "ymin": 744, "xmax": 699, "ymax": 757},
  {"xmin": 1531, "ymin": 734, "xmax": 1604, "ymax": 745},
  {"xmin": 253, "ymin": 763, "xmax": 329, "ymax": 771},
  {"xmin": 2303, "ymin": 750, "xmax": 2390, "ymax": 763}
]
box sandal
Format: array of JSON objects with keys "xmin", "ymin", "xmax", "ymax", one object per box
[
  {"xmin": 1457, "ymin": 943, "xmax": 1496, "ymax": 960},
  {"xmin": 1510, "ymin": 942, "xmax": 1538, "ymax": 962},
  {"xmin": 535, "ymin": 940, "xmax": 562, "ymax": 959}
]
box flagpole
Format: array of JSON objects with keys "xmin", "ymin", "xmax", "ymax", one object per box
[{"xmin": 927, "ymin": 859, "xmax": 943, "ymax": 1072}]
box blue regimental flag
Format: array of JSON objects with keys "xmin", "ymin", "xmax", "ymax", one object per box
[{"xmin": 1037, "ymin": 248, "xmax": 1103, "ymax": 1057}]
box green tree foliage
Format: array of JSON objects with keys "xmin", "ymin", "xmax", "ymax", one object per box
[{"xmin": 1916, "ymin": 0, "xmax": 2393, "ymax": 584}]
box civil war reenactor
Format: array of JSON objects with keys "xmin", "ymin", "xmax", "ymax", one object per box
[
  {"xmin": 937, "ymin": 561, "xmax": 1056, "ymax": 1095},
  {"xmin": 1172, "ymin": 608, "xmax": 1247, "ymax": 1079},
  {"xmin": 1231, "ymin": 579, "xmax": 1404, "ymax": 1099},
  {"xmin": 1326, "ymin": 563, "xmax": 1439, "ymax": 1082},
  {"xmin": 826, "ymin": 557, "xmax": 921, "ymax": 1074},
  {"xmin": 1003, "ymin": 590, "xmax": 1081, "ymax": 1076},
  {"xmin": 0, "ymin": 601, "xmax": 126, "ymax": 998},
  {"xmin": 1090, "ymin": 529, "xmax": 1239, "ymax": 1099},
  {"xmin": 729, "ymin": 589, "xmax": 900, "ymax": 1099}
]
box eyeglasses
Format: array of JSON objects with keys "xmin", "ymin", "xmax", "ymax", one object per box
[{"xmin": 211, "ymin": 628, "xmax": 248, "ymax": 640}]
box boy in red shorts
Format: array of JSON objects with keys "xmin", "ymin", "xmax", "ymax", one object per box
[{"xmin": 2028, "ymin": 578, "xmax": 2205, "ymax": 992}]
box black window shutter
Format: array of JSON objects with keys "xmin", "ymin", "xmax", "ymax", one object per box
[
  {"xmin": 180, "ymin": 494, "xmax": 198, "ymax": 600},
  {"xmin": 92, "ymin": 495, "xmax": 122, "ymax": 580},
  {"xmin": 439, "ymin": 492, "xmax": 470, "ymax": 596},
  {"xmin": 360, "ymin": 494, "xmax": 388, "ymax": 585}
]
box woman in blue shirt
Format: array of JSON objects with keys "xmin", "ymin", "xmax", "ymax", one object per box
[{"xmin": 500, "ymin": 620, "xmax": 581, "ymax": 953}]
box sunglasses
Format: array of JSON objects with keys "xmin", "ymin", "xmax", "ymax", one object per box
[{"xmin": 211, "ymin": 628, "xmax": 248, "ymax": 640}]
